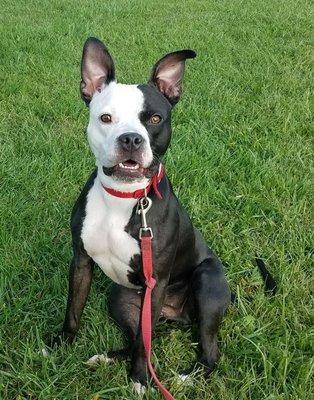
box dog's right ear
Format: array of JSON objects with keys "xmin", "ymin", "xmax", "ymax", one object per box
[{"xmin": 80, "ymin": 37, "xmax": 115, "ymax": 106}]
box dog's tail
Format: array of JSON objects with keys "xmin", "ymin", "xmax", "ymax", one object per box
[
  {"xmin": 255, "ymin": 257, "xmax": 277, "ymax": 296},
  {"xmin": 230, "ymin": 258, "xmax": 277, "ymax": 303}
]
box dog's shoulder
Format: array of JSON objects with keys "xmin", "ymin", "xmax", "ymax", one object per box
[{"xmin": 70, "ymin": 169, "xmax": 98, "ymax": 237}]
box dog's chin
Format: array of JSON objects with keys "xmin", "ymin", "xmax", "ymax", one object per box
[{"xmin": 102, "ymin": 160, "xmax": 157, "ymax": 183}]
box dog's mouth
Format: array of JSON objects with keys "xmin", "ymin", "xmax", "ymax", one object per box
[
  {"xmin": 115, "ymin": 159, "xmax": 146, "ymax": 178},
  {"xmin": 103, "ymin": 156, "xmax": 160, "ymax": 182},
  {"xmin": 117, "ymin": 160, "xmax": 143, "ymax": 172},
  {"xmin": 103, "ymin": 159, "xmax": 146, "ymax": 181}
]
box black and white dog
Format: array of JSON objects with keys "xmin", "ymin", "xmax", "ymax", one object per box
[{"xmin": 57, "ymin": 37, "xmax": 231, "ymax": 392}]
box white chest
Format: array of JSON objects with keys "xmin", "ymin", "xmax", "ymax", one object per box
[{"xmin": 81, "ymin": 179, "xmax": 140, "ymax": 289}]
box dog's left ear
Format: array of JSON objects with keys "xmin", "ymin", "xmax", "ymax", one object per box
[
  {"xmin": 149, "ymin": 49, "xmax": 196, "ymax": 106},
  {"xmin": 80, "ymin": 37, "xmax": 115, "ymax": 106}
]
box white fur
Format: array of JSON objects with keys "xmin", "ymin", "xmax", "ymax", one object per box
[
  {"xmin": 177, "ymin": 373, "xmax": 193, "ymax": 386},
  {"xmin": 81, "ymin": 175, "xmax": 141, "ymax": 289},
  {"xmin": 86, "ymin": 354, "xmax": 114, "ymax": 366},
  {"xmin": 41, "ymin": 348, "xmax": 50, "ymax": 358},
  {"xmin": 132, "ymin": 382, "xmax": 146, "ymax": 395},
  {"xmin": 87, "ymin": 82, "xmax": 153, "ymax": 173}
]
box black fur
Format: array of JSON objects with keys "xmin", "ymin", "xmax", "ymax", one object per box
[{"xmin": 255, "ymin": 258, "xmax": 277, "ymax": 296}]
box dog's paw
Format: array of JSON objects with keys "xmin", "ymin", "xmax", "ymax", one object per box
[
  {"xmin": 86, "ymin": 354, "xmax": 114, "ymax": 367},
  {"xmin": 131, "ymin": 381, "xmax": 147, "ymax": 395}
]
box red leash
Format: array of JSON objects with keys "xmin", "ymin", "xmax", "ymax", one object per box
[
  {"xmin": 103, "ymin": 164, "xmax": 174, "ymax": 399},
  {"xmin": 138, "ymin": 197, "xmax": 175, "ymax": 400}
]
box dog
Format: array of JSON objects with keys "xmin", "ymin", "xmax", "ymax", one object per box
[{"xmin": 57, "ymin": 37, "xmax": 231, "ymax": 393}]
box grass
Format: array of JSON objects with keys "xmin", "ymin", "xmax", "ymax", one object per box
[{"xmin": 0, "ymin": 0, "xmax": 313, "ymax": 399}]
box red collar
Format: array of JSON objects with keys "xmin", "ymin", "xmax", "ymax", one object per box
[{"xmin": 102, "ymin": 164, "xmax": 164, "ymax": 199}]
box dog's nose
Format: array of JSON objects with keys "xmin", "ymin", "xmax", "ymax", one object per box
[{"xmin": 118, "ymin": 132, "xmax": 143, "ymax": 152}]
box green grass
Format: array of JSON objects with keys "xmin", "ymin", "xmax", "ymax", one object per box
[{"xmin": 0, "ymin": 0, "xmax": 313, "ymax": 399}]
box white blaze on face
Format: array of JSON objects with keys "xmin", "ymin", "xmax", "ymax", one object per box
[{"xmin": 87, "ymin": 82, "xmax": 153, "ymax": 169}]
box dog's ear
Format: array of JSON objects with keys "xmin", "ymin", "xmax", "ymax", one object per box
[
  {"xmin": 148, "ymin": 50, "xmax": 196, "ymax": 106},
  {"xmin": 80, "ymin": 37, "xmax": 115, "ymax": 106}
]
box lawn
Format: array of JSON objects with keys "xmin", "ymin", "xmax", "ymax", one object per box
[{"xmin": 0, "ymin": 0, "xmax": 313, "ymax": 399}]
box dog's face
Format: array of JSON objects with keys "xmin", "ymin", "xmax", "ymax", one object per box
[{"xmin": 80, "ymin": 38, "xmax": 196, "ymax": 182}]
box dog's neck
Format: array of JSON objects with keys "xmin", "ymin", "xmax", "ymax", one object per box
[{"xmin": 96, "ymin": 165, "xmax": 149, "ymax": 210}]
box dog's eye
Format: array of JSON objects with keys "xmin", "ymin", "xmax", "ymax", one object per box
[
  {"xmin": 150, "ymin": 114, "xmax": 162, "ymax": 124},
  {"xmin": 100, "ymin": 113, "xmax": 112, "ymax": 123}
]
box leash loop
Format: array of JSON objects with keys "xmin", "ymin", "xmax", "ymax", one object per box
[{"xmin": 145, "ymin": 277, "xmax": 156, "ymax": 289}]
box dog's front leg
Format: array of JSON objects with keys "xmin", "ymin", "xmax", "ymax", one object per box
[
  {"xmin": 60, "ymin": 250, "xmax": 94, "ymax": 344},
  {"xmin": 130, "ymin": 278, "xmax": 168, "ymax": 388}
]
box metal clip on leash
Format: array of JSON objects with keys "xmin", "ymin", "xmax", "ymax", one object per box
[{"xmin": 137, "ymin": 193, "xmax": 153, "ymax": 238}]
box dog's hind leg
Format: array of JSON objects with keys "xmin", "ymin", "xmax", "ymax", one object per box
[{"xmin": 180, "ymin": 254, "xmax": 230, "ymax": 380}]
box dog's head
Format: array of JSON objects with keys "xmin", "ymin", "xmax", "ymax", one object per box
[{"xmin": 80, "ymin": 37, "xmax": 196, "ymax": 183}]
